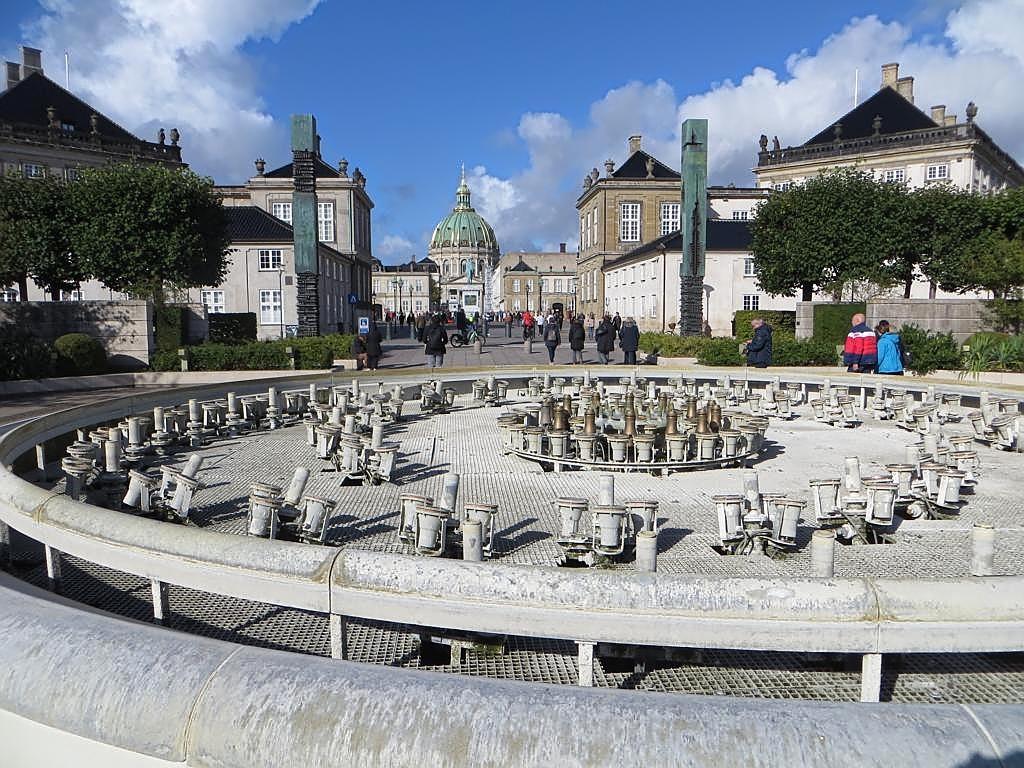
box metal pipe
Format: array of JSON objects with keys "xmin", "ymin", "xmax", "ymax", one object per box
[
  {"xmin": 811, "ymin": 529, "xmax": 835, "ymax": 577},
  {"xmin": 971, "ymin": 523, "xmax": 995, "ymax": 577},
  {"xmin": 440, "ymin": 472, "xmax": 460, "ymax": 514},
  {"xmin": 598, "ymin": 473, "xmax": 615, "ymax": 506},
  {"xmin": 635, "ymin": 531, "xmax": 657, "ymax": 572},
  {"xmin": 462, "ymin": 520, "xmax": 484, "ymax": 562}
]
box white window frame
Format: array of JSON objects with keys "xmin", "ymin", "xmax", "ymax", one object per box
[
  {"xmin": 649, "ymin": 295, "xmax": 658, "ymax": 319},
  {"xmin": 926, "ymin": 164, "xmax": 949, "ymax": 181},
  {"xmin": 555, "ymin": 278, "xmax": 563, "ymax": 293},
  {"xmin": 271, "ymin": 202, "xmax": 292, "ymax": 223},
  {"xmin": 259, "ymin": 289, "xmax": 282, "ymax": 325},
  {"xmin": 23, "ymin": 163, "xmax": 45, "ymax": 179},
  {"xmin": 60, "ymin": 289, "xmax": 83, "ymax": 301},
  {"xmin": 591, "ymin": 206, "xmax": 598, "ymax": 245},
  {"xmin": 0, "ymin": 288, "xmax": 18, "ymax": 302},
  {"xmin": 743, "ymin": 258, "xmax": 756, "ymax": 277},
  {"xmin": 732, "ymin": 210, "xmax": 749, "ymax": 220},
  {"xmin": 64, "ymin": 167, "xmax": 81, "ymax": 182},
  {"xmin": 512, "ymin": 279, "xmax": 520, "ymax": 293},
  {"xmin": 317, "ymin": 201, "xmax": 335, "ymax": 242},
  {"xmin": 258, "ymin": 249, "xmax": 283, "ymax": 271},
  {"xmin": 619, "ymin": 202, "xmax": 641, "ymax": 242},
  {"xmin": 743, "ymin": 294, "xmax": 760, "ymax": 311},
  {"xmin": 884, "ymin": 168, "xmax": 906, "ymax": 183},
  {"xmin": 660, "ymin": 202, "xmax": 680, "ymax": 235},
  {"xmin": 201, "ymin": 289, "xmax": 226, "ymax": 314}
]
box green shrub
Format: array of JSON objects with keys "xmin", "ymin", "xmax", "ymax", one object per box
[
  {"xmin": 154, "ymin": 304, "xmax": 187, "ymax": 351},
  {"xmin": 0, "ymin": 326, "xmax": 54, "ymax": 380},
  {"xmin": 733, "ymin": 310, "xmax": 795, "ymax": 336},
  {"xmin": 900, "ymin": 324, "xmax": 962, "ymax": 376},
  {"xmin": 693, "ymin": 334, "xmax": 838, "ymax": 367},
  {"xmin": 638, "ymin": 332, "xmax": 715, "ymax": 358},
  {"xmin": 965, "ymin": 331, "xmax": 1009, "ymax": 349},
  {"xmin": 961, "ymin": 333, "xmax": 1024, "ymax": 376},
  {"xmin": 208, "ymin": 313, "xmax": 257, "ymax": 343},
  {"xmin": 53, "ymin": 333, "xmax": 106, "ymax": 376},
  {"xmin": 149, "ymin": 333, "xmax": 356, "ymax": 372},
  {"xmin": 696, "ymin": 338, "xmax": 745, "ymax": 366},
  {"xmin": 812, "ymin": 302, "xmax": 866, "ymax": 346}
]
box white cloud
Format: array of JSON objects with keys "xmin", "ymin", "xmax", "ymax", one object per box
[
  {"xmin": 19, "ymin": 0, "xmax": 322, "ymax": 182},
  {"xmin": 375, "ymin": 234, "xmax": 416, "ymax": 261},
  {"xmin": 475, "ymin": 0, "xmax": 1024, "ymax": 253}
]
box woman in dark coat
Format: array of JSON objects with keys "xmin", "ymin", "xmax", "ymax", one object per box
[
  {"xmin": 542, "ymin": 314, "xmax": 561, "ymax": 364},
  {"xmin": 618, "ymin": 317, "xmax": 640, "ymax": 365},
  {"xmin": 364, "ymin": 323, "xmax": 383, "ymax": 370},
  {"xmin": 595, "ymin": 314, "xmax": 615, "ymax": 365},
  {"xmin": 568, "ymin": 317, "xmax": 586, "ymax": 364},
  {"xmin": 423, "ymin": 314, "xmax": 448, "ymax": 369},
  {"xmin": 744, "ymin": 319, "xmax": 772, "ymax": 368}
]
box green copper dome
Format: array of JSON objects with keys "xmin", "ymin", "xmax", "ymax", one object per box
[{"xmin": 429, "ymin": 170, "xmax": 499, "ymax": 252}]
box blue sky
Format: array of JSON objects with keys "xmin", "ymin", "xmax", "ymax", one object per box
[{"xmin": 3, "ymin": 1, "xmax": 1022, "ymax": 261}]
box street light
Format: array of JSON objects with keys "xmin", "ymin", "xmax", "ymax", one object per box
[{"xmin": 391, "ymin": 276, "xmax": 404, "ymax": 324}]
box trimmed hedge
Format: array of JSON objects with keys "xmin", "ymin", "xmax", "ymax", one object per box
[
  {"xmin": 733, "ymin": 310, "xmax": 795, "ymax": 336},
  {"xmin": 208, "ymin": 312, "xmax": 257, "ymax": 343},
  {"xmin": 638, "ymin": 332, "xmax": 715, "ymax": 358},
  {"xmin": 812, "ymin": 302, "xmax": 865, "ymax": 346},
  {"xmin": 154, "ymin": 304, "xmax": 187, "ymax": 351},
  {"xmin": 151, "ymin": 333, "xmax": 355, "ymax": 372},
  {"xmin": 638, "ymin": 332, "xmax": 839, "ymax": 367},
  {"xmin": 0, "ymin": 326, "xmax": 54, "ymax": 380},
  {"xmin": 53, "ymin": 333, "xmax": 106, "ymax": 376}
]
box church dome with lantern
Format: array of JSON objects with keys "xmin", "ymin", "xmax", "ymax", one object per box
[{"xmin": 428, "ymin": 169, "xmax": 500, "ymax": 286}]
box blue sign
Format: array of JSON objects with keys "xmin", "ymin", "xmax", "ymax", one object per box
[
  {"xmin": 358, "ymin": 316, "xmax": 370, "ymax": 334},
  {"xmin": 348, "ymin": 292, "xmax": 358, "ymax": 305}
]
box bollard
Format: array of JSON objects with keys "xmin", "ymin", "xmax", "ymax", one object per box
[
  {"xmin": 811, "ymin": 529, "xmax": 835, "ymax": 577},
  {"xmin": 598, "ymin": 473, "xmax": 615, "ymax": 506},
  {"xmin": 462, "ymin": 519, "xmax": 484, "ymax": 562},
  {"xmin": 440, "ymin": 472, "xmax": 461, "ymax": 514},
  {"xmin": 635, "ymin": 530, "xmax": 657, "ymax": 572},
  {"xmin": 970, "ymin": 523, "xmax": 995, "ymax": 576},
  {"xmin": 473, "ymin": 339, "xmax": 482, "ymax": 355},
  {"xmin": 524, "ymin": 338, "xmax": 533, "ymax": 354},
  {"xmin": 371, "ymin": 423, "xmax": 384, "ymax": 450}
]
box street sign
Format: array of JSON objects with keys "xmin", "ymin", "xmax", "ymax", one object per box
[
  {"xmin": 348, "ymin": 292, "xmax": 358, "ymax": 305},
  {"xmin": 358, "ymin": 316, "xmax": 370, "ymax": 334}
]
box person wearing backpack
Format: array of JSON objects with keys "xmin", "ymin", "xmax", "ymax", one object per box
[
  {"xmin": 568, "ymin": 315, "xmax": 586, "ymax": 364},
  {"xmin": 875, "ymin": 320, "xmax": 905, "ymax": 375},
  {"xmin": 542, "ymin": 313, "xmax": 561, "ymax": 364},
  {"xmin": 423, "ymin": 313, "xmax": 448, "ymax": 369}
]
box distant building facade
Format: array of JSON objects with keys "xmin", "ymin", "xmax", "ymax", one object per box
[
  {"xmin": 495, "ymin": 246, "xmax": 577, "ymax": 316},
  {"xmin": 428, "ymin": 170, "xmax": 500, "ymax": 315},
  {"xmin": 754, "ymin": 62, "xmax": 1024, "ymax": 194},
  {"xmin": 370, "ymin": 257, "xmax": 437, "ymax": 318}
]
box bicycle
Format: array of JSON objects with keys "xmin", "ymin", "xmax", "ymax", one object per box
[{"xmin": 450, "ymin": 326, "xmax": 484, "ymax": 347}]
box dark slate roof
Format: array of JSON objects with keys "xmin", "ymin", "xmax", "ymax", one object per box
[
  {"xmin": 804, "ymin": 87, "xmax": 938, "ymax": 146},
  {"xmin": 225, "ymin": 206, "xmax": 294, "ymax": 241},
  {"xmin": 508, "ymin": 259, "xmax": 535, "ymax": 272},
  {"xmin": 264, "ymin": 156, "xmax": 342, "ymax": 178},
  {"xmin": 0, "ymin": 71, "xmax": 137, "ymax": 140},
  {"xmin": 606, "ymin": 220, "xmax": 752, "ymax": 270},
  {"xmin": 611, "ymin": 150, "xmax": 680, "ymax": 180}
]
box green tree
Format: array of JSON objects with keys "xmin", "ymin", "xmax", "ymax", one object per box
[
  {"xmin": 71, "ymin": 164, "xmax": 230, "ymax": 300},
  {"xmin": 0, "ymin": 172, "xmax": 84, "ymax": 300},
  {"xmin": 750, "ymin": 169, "xmax": 897, "ymax": 301}
]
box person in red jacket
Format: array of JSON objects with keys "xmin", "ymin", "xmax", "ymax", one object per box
[{"xmin": 843, "ymin": 313, "xmax": 878, "ymax": 373}]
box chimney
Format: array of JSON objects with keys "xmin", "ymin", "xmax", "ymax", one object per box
[
  {"xmin": 5, "ymin": 61, "xmax": 19, "ymax": 90},
  {"xmin": 20, "ymin": 46, "xmax": 42, "ymax": 78},
  {"xmin": 896, "ymin": 76, "xmax": 914, "ymax": 104},
  {"xmin": 944, "ymin": 114, "xmax": 957, "ymax": 127},
  {"xmin": 628, "ymin": 135, "xmax": 642, "ymax": 154},
  {"xmin": 930, "ymin": 105, "xmax": 946, "ymax": 125},
  {"xmin": 881, "ymin": 62, "xmax": 899, "ymax": 88},
  {"xmin": 559, "ymin": 242, "xmax": 566, "ymax": 253}
]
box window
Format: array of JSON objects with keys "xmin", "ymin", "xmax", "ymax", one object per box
[
  {"xmin": 619, "ymin": 202, "xmax": 640, "ymax": 242},
  {"xmin": 512, "ymin": 279, "xmax": 520, "ymax": 293},
  {"xmin": 584, "ymin": 212, "xmax": 591, "ymax": 249},
  {"xmin": 526, "ymin": 280, "xmax": 534, "ymax": 294},
  {"xmin": 743, "ymin": 294, "xmax": 760, "ymax": 311},
  {"xmin": 660, "ymin": 202, "xmax": 680, "ymax": 235},
  {"xmin": 732, "ymin": 210, "xmax": 749, "ymax": 220},
  {"xmin": 640, "ymin": 295, "xmax": 646, "ymax": 318},
  {"xmin": 317, "ymin": 202, "xmax": 335, "ymax": 242},
  {"xmin": 258, "ymin": 249, "xmax": 283, "ymax": 271},
  {"xmin": 64, "ymin": 168, "xmax": 81, "ymax": 182},
  {"xmin": 415, "ymin": 300, "xmax": 423, "ymax": 311},
  {"xmin": 1, "ymin": 287, "xmax": 19, "ymax": 302},
  {"xmin": 260, "ymin": 290, "xmax": 282, "ymax": 324},
  {"xmin": 271, "ymin": 202, "xmax": 292, "ymax": 223},
  {"xmin": 554, "ymin": 279, "xmax": 563, "ymax": 292},
  {"xmin": 630, "ymin": 266, "xmax": 637, "ymax": 284},
  {"xmin": 23, "ymin": 163, "xmax": 45, "ymax": 179},
  {"xmin": 649, "ymin": 295, "xmax": 658, "ymax": 319},
  {"xmin": 591, "ymin": 206, "xmax": 598, "ymax": 244},
  {"xmin": 743, "ymin": 258, "xmax": 756, "ymax": 277},
  {"xmin": 772, "ymin": 182, "xmax": 792, "ymax": 192},
  {"xmin": 201, "ymin": 289, "xmax": 226, "ymax": 314},
  {"xmin": 60, "ymin": 289, "xmax": 83, "ymax": 301},
  {"xmin": 884, "ymin": 168, "xmax": 906, "ymax": 183},
  {"xmin": 926, "ymin": 164, "xmax": 949, "ymax": 181}
]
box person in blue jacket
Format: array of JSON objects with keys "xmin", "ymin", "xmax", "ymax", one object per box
[
  {"xmin": 875, "ymin": 320, "xmax": 904, "ymax": 375},
  {"xmin": 744, "ymin": 318, "xmax": 772, "ymax": 368}
]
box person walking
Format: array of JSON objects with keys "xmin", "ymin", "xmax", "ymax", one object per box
[
  {"xmin": 505, "ymin": 312, "xmax": 514, "ymax": 338},
  {"xmin": 844, "ymin": 312, "xmax": 878, "ymax": 373},
  {"xmin": 522, "ymin": 309, "xmax": 535, "ymax": 339},
  {"xmin": 542, "ymin": 313, "xmax": 561, "ymax": 364},
  {"xmin": 618, "ymin": 316, "xmax": 640, "ymax": 365},
  {"xmin": 364, "ymin": 321, "xmax": 383, "ymax": 370},
  {"xmin": 875, "ymin": 320, "xmax": 904, "ymax": 375},
  {"xmin": 595, "ymin": 314, "xmax": 615, "ymax": 365},
  {"xmin": 612, "ymin": 312, "xmax": 622, "ymax": 336},
  {"xmin": 585, "ymin": 312, "xmax": 595, "ymax": 341},
  {"xmin": 568, "ymin": 315, "xmax": 586, "ymax": 364},
  {"xmin": 423, "ymin": 313, "xmax": 448, "ymax": 369},
  {"xmin": 455, "ymin": 306, "xmax": 467, "ymax": 334},
  {"xmin": 744, "ymin": 318, "xmax": 772, "ymax": 368},
  {"xmin": 352, "ymin": 334, "xmax": 367, "ymax": 370}
]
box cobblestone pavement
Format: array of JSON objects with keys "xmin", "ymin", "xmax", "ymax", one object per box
[{"xmin": 10, "ymin": 375, "xmax": 1024, "ymax": 703}]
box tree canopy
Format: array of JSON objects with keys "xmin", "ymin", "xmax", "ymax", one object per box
[{"xmin": 0, "ymin": 163, "xmax": 229, "ymax": 301}]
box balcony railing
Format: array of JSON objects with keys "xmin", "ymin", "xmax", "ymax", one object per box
[{"xmin": 0, "ymin": 120, "xmax": 184, "ymax": 165}]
